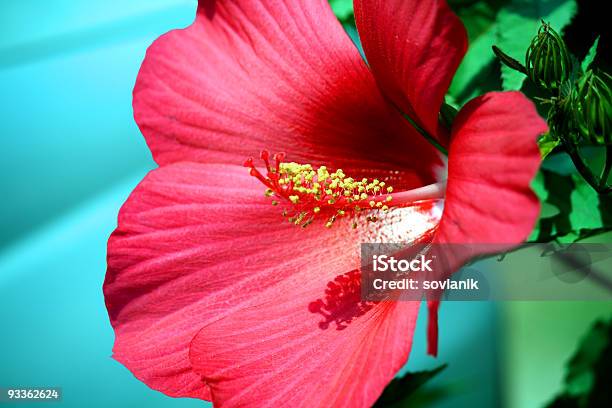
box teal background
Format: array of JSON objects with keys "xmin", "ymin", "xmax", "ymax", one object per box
[{"xmin": 0, "ymin": 1, "xmax": 608, "ymax": 407}]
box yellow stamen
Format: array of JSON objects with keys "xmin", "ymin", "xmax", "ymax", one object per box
[{"xmin": 244, "ymin": 151, "xmax": 444, "ymax": 229}]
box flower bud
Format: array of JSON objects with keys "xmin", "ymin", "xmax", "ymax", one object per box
[
  {"xmin": 525, "ymin": 22, "xmax": 572, "ymax": 91},
  {"xmin": 573, "ymin": 71, "xmax": 611, "ymax": 145}
]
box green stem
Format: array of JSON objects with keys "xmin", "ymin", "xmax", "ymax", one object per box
[
  {"xmin": 385, "ymin": 96, "xmax": 449, "ymax": 156},
  {"xmin": 400, "ymin": 112, "xmax": 449, "ymax": 156},
  {"xmin": 562, "ymin": 137, "xmax": 606, "ymax": 193},
  {"xmin": 599, "ymin": 145, "xmax": 612, "ymax": 190},
  {"xmin": 492, "ymin": 45, "xmax": 529, "ymax": 75}
]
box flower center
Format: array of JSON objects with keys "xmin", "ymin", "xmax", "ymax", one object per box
[{"xmin": 245, "ymin": 150, "xmax": 445, "ymax": 228}]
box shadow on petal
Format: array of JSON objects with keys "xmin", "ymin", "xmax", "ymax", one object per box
[{"xmin": 308, "ymin": 269, "xmax": 378, "ymax": 331}]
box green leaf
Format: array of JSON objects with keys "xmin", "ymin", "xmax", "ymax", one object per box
[
  {"xmin": 546, "ymin": 318, "xmax": 612, "ymax": 408},
  {"xmin": 568, "ymin": 175, "xmax": 606, "ymax": 232},
  {"xmin": 495, "ymin": 0, "xmax": 577, "ymax": 90},
  {"xmin": 539, "ymin": 132, "xmax": 561, "ymax": 158},
  {"xmin": 564, "ymin": 320, "xmax": 610, "ymax": 397},
  {"xmin": 448, "ymin": 0, "xmax": 508, "ymax": 105},
  {"xmin": 529, "ymin": 164, "xmax": 612, "ymax": 243},
  {"xmin": 329, "ymin": 0, "xmax": 353, "ymax": 22},
  {"xmin": 373, "ymin": 365, "xmax": 447, "ymax": 407},
  {"xmin": 581, "ymin": 36, "xmax": 600, "ymax": 72}
]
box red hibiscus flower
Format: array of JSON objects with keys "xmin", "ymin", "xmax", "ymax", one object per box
[{"xmin": 104, "ymin": 0, "xmax": 547, "ymax": 406}]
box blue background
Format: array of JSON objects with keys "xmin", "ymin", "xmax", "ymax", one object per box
[{"xmin": 1, "ymin": 1, "xmax": 607, "ymax": 407}]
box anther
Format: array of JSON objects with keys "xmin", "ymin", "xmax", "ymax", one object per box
[{"xmin": 245, "ymin": 151, "xmax": 445, "ymax": 229}]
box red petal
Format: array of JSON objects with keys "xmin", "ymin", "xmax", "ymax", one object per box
[
  {"xmin": 189, "ymin": 293, "xmax": 420, "ymax": 408},
  {"xmin": 425, "ymin": 92, "xmax": 546, "ymax": 357},
  {"xmin": 105, "ymin": 162, "xmax": 439, "ymax": 402},
  {"xmin": 437, "ymin": 91, "xmax": 547, "ymax": 247},
  {"xmin": 354, "ymin": 0, "xmax": 468, "ymax": 143},
  {"xmin": 134, "ymin": 0, "xmax": 440, "ymax": 183},
  {"xmin": 426, "ymin": 300, "xmax": 440, "ymax": 357}
]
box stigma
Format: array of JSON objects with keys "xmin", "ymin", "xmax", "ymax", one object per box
[{"xmin": 244, "ymin": 151, "xmax": 445, "ymax": 229}]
